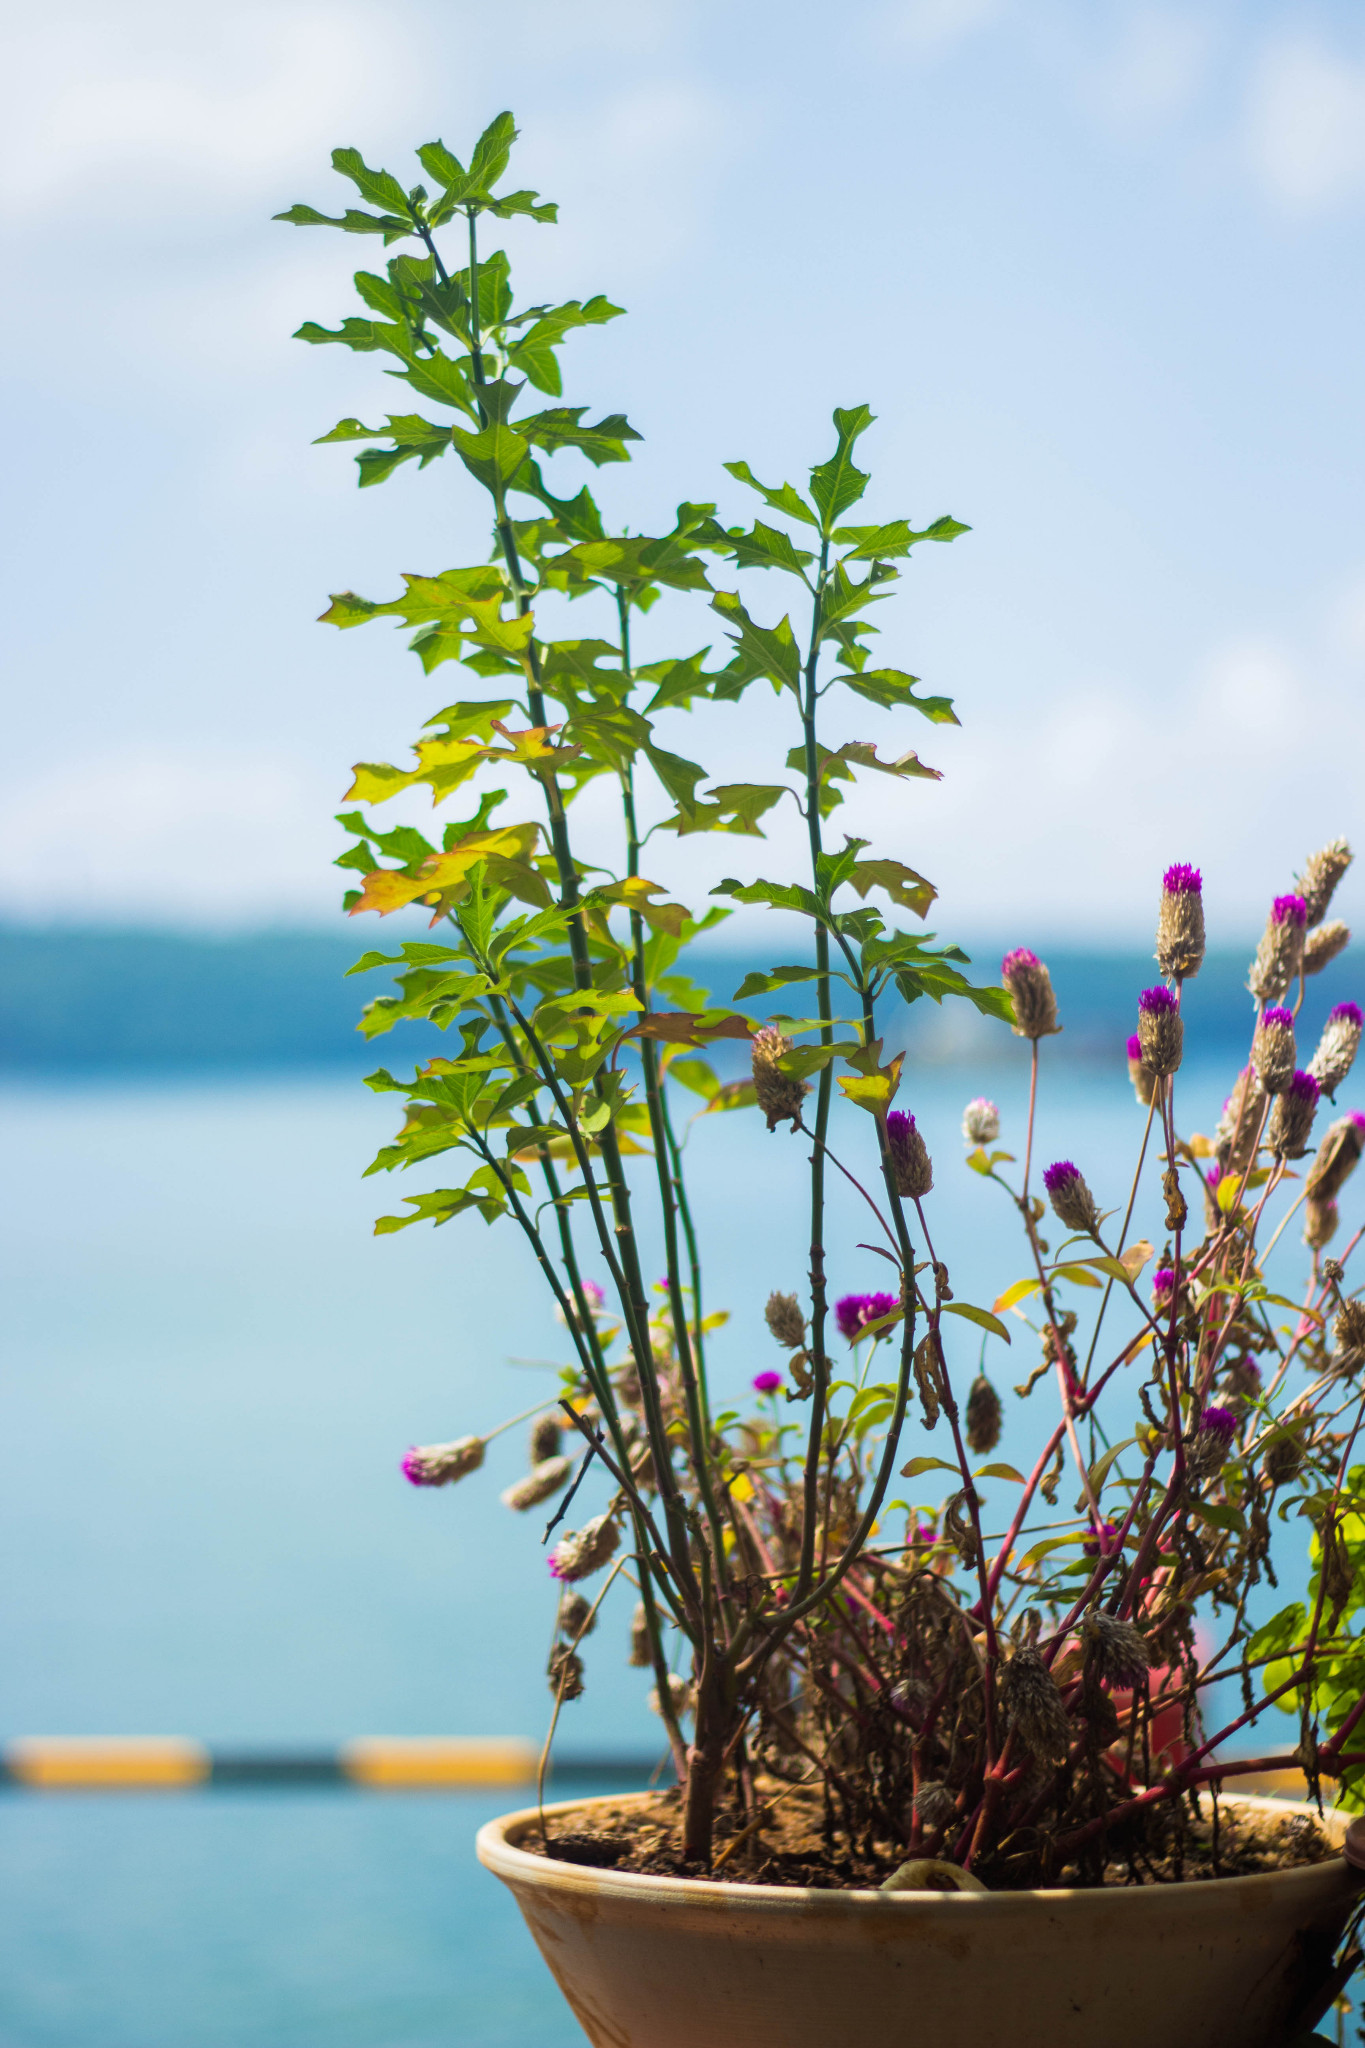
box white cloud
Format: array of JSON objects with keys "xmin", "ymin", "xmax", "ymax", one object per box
[{"xmin": 1246, "ymin": 35, "xmax": 1365, "ymax": 211}]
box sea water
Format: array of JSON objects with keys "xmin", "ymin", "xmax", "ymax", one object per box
[{"xmin": 0, "ymin": 1059, "xmax": 1328, "ymax": 2044}]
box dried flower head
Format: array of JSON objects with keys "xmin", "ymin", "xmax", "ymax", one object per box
[
  {"xmin": 555, "ymin": 1278, "xmax": 605, "ymax": 1332},
  {"xmin": 752, "ymin": 1370, "xmax": 783, "ymax": 1396},
  {"xmin": 629, "ymin": 1601, "xmax": 652, "ymax": 1668},
  {"xmin": 886, "ymin": 1109, "xmax": 933, "ymax": 1199},
  {"xmin": 558, "ymin": 1591, "xmax": 595, "ymax": 1639},
  {"xmin": 965, "ymin": 1374, "xmax": 1002, "ymax": 1454},
  {"xmin": 914, "ymin": 1781, "xmax": 958, "ymax": 1830},
  {"xmin": 1136, "ymin": 984, "xmax": 1183, "ymax": 1078},
  {"xmin": 1252, "ymin": 1006, "xmax": 1297, "ymax": 1094},
  {"xmin": 1081, "ymin": 1610, "xmax": 1152, "ymax": 1690},
  {"xmin": 835, "ymin": 1291, "xmax": 899, "ymax": 1343},
  {"xmin": 530, "ymin": 1415, "xmax": 563, "ymax": 1464},
  {"xmin": 1042, "ymin": 1159, "xmax": 1099, "ymax": 1235},
  {"xmin": 1264, "ymin": 1431, "xmax": 1305, "ymax": 1485},
  {"xmin": 1303, "ymin": 920, "xmax": 1350, "ymax": 978},
  {"xmin": 401, "ymin": 1435, "xmax": 485, "ymax": 1487},
  {"xmin": 1127, "ymin": 1031, "xmax": 1157, "ymax": 1106},
  {"xmin": 548, "ymin": 1512, "xmax": 620, "ymax": 1582},
  {"xmin": 501, "ymin": 1455, "xmax": 573, "ymax": 1512},
  {"xmin": 648, "ymin": 1672, "xmax": 693, "ymax": 1720},
  {"xmin": 1248, "ymin": 895, "xmax": 1308, "ymax": 1005},
  {"xmin": 1332, "ymin": 1296, "xmax": 1365, "ymax": 1371},
  {"xmin": 1304, "ymin": 1197, "xmax": 1339, "ymax": 1250},
  {"xmin": 765, "ymin": 1290, "xmax": 807, "ymax": 1350},
  {"xmin": 1216, "ymin": 1065, "xmax": 1268, "ymax": 1174},
  {"xmin": 548, "ymin": 1644, "xmax": 585, "ymax": 1700},
  {"xmin": 1001, "ymin": 1641, "xmax": 1072, "ymax": 1765},
  {"xmin": 1001, "ymin": 948, "xmax": 1060, "ymax": 1040},
  {"xmin": 1308, "ymin": 1002, "xmax": 1363, "ymax": 1101},
  {"xmin": 1156, "ymin": 862, "xmax": 1205, "ymax": 981},
  {"xmin": 1266, "ymin": 1069, "xmax": 1320, "ymax": 1160},
  {"xmin": 1297, "ymin": 838, "xmax": 1353, "ymax": 926},
  {"xmin": 751, "ymin": 1025, "xmax": 806, "ymax": 1132},
  {"xmin": 962, "ymin": 1097, "xmax": 1000, "ymax": 1145},
  {"xmin": 1306, "ymin": 1110, "xmax": 1365, "ymax": 1203}
]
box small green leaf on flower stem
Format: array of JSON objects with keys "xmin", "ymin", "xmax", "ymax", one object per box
[
  {"xmin": 1049, "ymin": 1263, "xmax": 1103, "ymax": 1289},
  {"xmin": 900, "ymin": 1456, "xmax": 960, "ymax": 1479},
  {"xmin": 709, "ymin": 590, "xmax": 803, "ymax": 694},
  {"xmin": 975, "ymin": 1463, "xmax": 1025, "ymax": 1483},
  {"xmin": 993, "ymin": 1277, "xmax": 1042, "ymax": 1314},
  {"xmin": 714, "ymin": 876, "xmax": 820, "ymax": 918},
  {"xmin": 1016, "ymin": 1534, "xmax": 1087, "ymax": 1571},
  {"xmin": 722, "ymin": 460, "xmax": 819, "ymax": 528},
  {"xmin": 832, "ymin": 516, "xmax": 971, "ymax": 557},
  {"xmin": 941, "ymin": 1302, "xmax": 1011, "ymax": 1344},
  {"xmin": 1068, "ymin": 1254, "xmax": 1140, "ymax": 1283},
  {"xmin": 836, "ymin": 668, "xmax": 960, "ymax": 724},
  {"xmin": 732, "ymin": 965, "xmax": 822, "ymax": 1001},
  {"xmin": 1191, "ymin": 1501, "xmax": 1247, "ymax": 1537}
]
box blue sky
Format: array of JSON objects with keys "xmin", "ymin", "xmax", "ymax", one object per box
[{"xmin": 3, "ymin": 0, "xmax": 1364, "ymax": 947}]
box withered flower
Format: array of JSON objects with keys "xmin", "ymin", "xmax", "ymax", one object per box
[
  {"xmin": 965, "ymin": 1374, "xmax": 1002, "ymax": 1454},
  {"xmin": 1080, "ymin": 1611, "xmax": 1151, "ymax": 1689},
  {"xmin": 751, "ymin": 1025, "xmax": 806, "ymax": 1132},
  {"xmin": 1248, "ymin": 895, "xmax": 1307, "ymax": 1005},
  {"xmin": 1127, "ymin": 1032, "xmax": 1157, "ymax": 1107},
  {"xmin": 1305, "ymin": 1111, "xmax": 1365, "ymax": 1203},
  {"xmin": 501, "ymin": 1456, "xmax": 573, "ymax": 1511},
  {"xmin": 1266, "ymin": 1069, "xmax": 1320, "ymax": 1160},
  {"xmin": 1308, "ymin": 1002, "xmax": 1363, "ymax": 1101},
  {"xmin": 1296, "ymin": 839, "xmax": 1353, "ymax": 927},
  {"xmin": 1137, "ymin": 984, "xmax": 1183, "ymax": 1078},
  {"xmin": 1001, "ymin": 948, "xmax": 1060, "ymax": 1040},
  {"xmin": 886, "ymin": 1109, "xmax": 933, "ymax": 1198},
  {"xmin": 765, "ymin": 1290, "xmax": 807, "ymax": 1349},
  {"xmin": 1251, "ymin": 1006, "xmax": 1296, "ymax": 1094},
  {"xmin": 1043, "ymin": 1159, "xmax": 1099, "ymax": 1235},
  {"xmin": 1001, "ymin": 1642, "xmax": 1071, "ymax": 1764},
  {"xmin": 1156, "ymin": 862, "xmax": 1205, "ymax": 980},
  {"xmin": 549, "ymin": 1512, "xmax": 620, "ymax": 1582},
  {"xmin": 1303, "ymin": 920, "xmax": 1350, "ymax": 977},
  {"xmin": 401, "ymin": 1436, "xmax": 485, "ymax": 1487}
]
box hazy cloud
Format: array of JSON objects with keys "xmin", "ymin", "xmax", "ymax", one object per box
[{"xmin": 1246, "ymin": 34, "xmax": 1365, "ymax": 211}]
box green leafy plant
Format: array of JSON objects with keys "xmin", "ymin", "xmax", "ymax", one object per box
[{"xmin": 281, "ymin": 116, "xmax": 1365, "ymax": 1884}]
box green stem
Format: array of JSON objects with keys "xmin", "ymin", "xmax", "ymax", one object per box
[{"xmin": 797, "ymin": 533, "xmax": 833, "ymax": 1599}]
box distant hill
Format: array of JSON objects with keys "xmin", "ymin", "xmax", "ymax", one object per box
[{"xmin": 0, "ymin": 925, "xmax": 1350, "ymax": 1072}]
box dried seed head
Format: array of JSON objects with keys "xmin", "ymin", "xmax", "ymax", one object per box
[
  {"xmin": 1042, "ymin": 1159, "xmax": 1099, "ymax": 1235},
  {"xmin": 1304, "ymin": 1197, "xmax": 1339, "ymax": 1251},
  {"xmin": 751, "ymin": 1025, "xmax": 806, "ymax": 1132},
  {"xmin": 629, "ymin": 1601, "xmax": 652, "ymax": 1668},
  {"xmin": 1297, "ymin": 839, "xmax": 1353, "ymax": 926},
  {"xmin": 401, "ymin": 1435, "xmax": 485, "ymax": 1487},
  {"xmin": 1001, "ymin": 948, "xmax": 1061, "ymax": 1040},
  {"xmin": 558, "ymin": 1591, "xmax": 595, "ymax": 1639},
  {"xmin": 548, "ymin": 1512, "xmax": 620, "ymax": 1582},
  {"xmin": 1266, "ymin": 1069, "xmax": 1320, "ymax": 1160},
  {"xmin": 965, "ymin": 1373, "xmax": 1003, "ymax": 1454},
  {"xmin": 1306, "ymin": 1110, "xmax": 1365, "ymax": 1202},
  {"xmin": 548, "ymin": 1645, "xmax": 585, "ymax": 1700},
  {"xmin": 1222, "ymin": 1354, "xmax": 1263, "ymax": 1405},
  {"xmin": 1156, "ymin": 862, "xmax": 1205, "ymax": 981},
  {"xmin": 886, "ymin": 1109, "xmax": 933, "ymax": 1198},
  {"xmin": 962, "ymin": 1097, "xmax": 1000, "ymax": 1145},
  {"xmin": 1248, "ymin": 895, "xmax": 1308, "ymax": 1005},
  {"xmin": 1216, "ymin": 1065, "xmax": 1267, "ymax": 1174},
  {"xmin": 1127, "ymin": 1032, "xmax": 1157, "ymax": 1106},
  {"xmin": 1332, "ymin": 1297, "xmax": 1365, "ymax": 1374},
  {"xmin": 1081, "ymin": 1611, "xmax": 1152, "ymax": 1689},
  {"xmin": 914, "ymin": 1781, "xmax": 958, "ymax": 1830},
  {"xmin": 1252, "ymin": 1006, "xmax": 1297, "ymax": 1094},
  {"xmin": 1136, "ymin": 984, "xmax": 1183, "ymax": 1078},
  {"xmin": 1264, "ymin": 1431, "xmax": 1305, "ymax": 1485},
  {"xmin": 648, "ymin": 1672, "xmax": 693, "ymax": 1720},
  {"xmin": 1303, "ymin": 920, "xmax": 1350, "ymax": 977},
  {"xmin": 765, "ymin": 1290, "xmax": 807, "ymax": 1350},
  {"xmin": 1308, "ymin": 1002, "xmax": 1364, "ymax": 1101},
  {"xmin": 501, "ymin": 1455, "xmax": 573, "ymax": 1512},
  {"xmin": 530, "ymin": 1415, "xmax": 563, "ymax": 1464},
  {"xmin": 1002, "ymin": 1642, "xmax": 1072, "ymax": 1765}
]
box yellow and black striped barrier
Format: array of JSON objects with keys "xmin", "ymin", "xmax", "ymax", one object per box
[{"xmin": 0, "ymin": 1738, "xmax": 659, "ymax": 1791}]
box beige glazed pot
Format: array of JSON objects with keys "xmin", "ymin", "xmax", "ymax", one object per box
[{"xmin": 478, "ymin": 1793, "xmax": 1358, "ymax": 2048}]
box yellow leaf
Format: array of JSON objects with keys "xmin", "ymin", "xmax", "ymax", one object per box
[
  {"xmin": 994, "ymin": 1276, "xmax": 1041, "ymax": 1314},
  {"xmin": 1119, "ymin": 1239, "xmax": 1155, "ymax": 1282},
  {"xmin": 1187, "ymin": 1132, "xmax": 1215, "ymax": 1159},
  {"xmin": 729, "ymin": 1470, "xmax": 755, "ymax": 1503}
]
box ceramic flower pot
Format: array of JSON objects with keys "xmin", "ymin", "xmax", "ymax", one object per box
[{"xmin": 478, "ymin": 1793, "xmax": 1357, "ymax": 2048}]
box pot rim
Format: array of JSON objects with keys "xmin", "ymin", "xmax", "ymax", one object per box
[{"xmin": 478, "ymin": 1789, "xmax": 1352, "ymax": 1916}]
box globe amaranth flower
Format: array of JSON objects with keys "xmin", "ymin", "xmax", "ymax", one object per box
[
  {"xmin": 1297, "ymin": 838, "xmax": 1353, "ymax": 927},
  {"xmin": 835, "ymin": 1291, "xmax": 899, "ymax": 1343},
  {"xmin": 752, "ymin": 1370, "xmax": 783, "ymax": 1395},
  {"xmin": 1136, "ymin": 984, "xmax": 1183, "ymax": 1078},
  {"xmin": 1042, "ymin": 1159, "xmax": 1099, "ymax": 1235},
  {"xmin": 1303, "ymin": 920, "xmax": 1350, "ymax": 978},
  {"xmin": 1216, "ymin": 1065, "xmax": 1267, "ymax": 1175},
  {"xmin": 1306, "ymin": 1109, "xmax": 1365, "ymax": 1204},
  {"xmin": 1127, "ymin": 1031, "xmax": 1157, "ymax": 1107},
  {"xmin": 1083, "ymin": 1518, "xmax": 1120, "ymax": 1558},
  {"xmin": 751, "ymin": 1025, "xmax": 806, "ymax": 1132},
  {"xmin": 764, "ymin": 1291, "xmax": 806, "ymax": 1349},
  {"xmin": 962, "ymin": 1097, "xmax": 1000, "ymax": 1145},
  {"xmin": 1151, "ymin": 1267, "xmax": 1177, "ymax": 1312},
  {"xmin": 501, "ymin": 1456, "xmax": 573, "ymax": 1512},
  {"xmin": 1249, "ymin": 894, "xmax": 1307, "ymax": 1005},
  {"xmin": 402, "ymin": 1435, "xmax": 485, "ymax": 1486},
  {"xmin": 530, "ymin": 1415, "xmax": 562, "ymax": 1464},
  {"xmin": 548, "ymin": 1512, "xmax": 620, "ymax": 1582},
  {"xmin": 1304, "ymin": 1197, "xmax": 1338, "ymax": 1250},
  {"xmin": 1309, "ymin": 1001, "xmax": 1364, "ymax": 1101},
  {"xmin": 1001, "ymin": 948, "xmax": 1060, "ymax": 1040},
  {"xmin": 1081, "ymin": 1611, "xmax": 1152, "ymax": 1690},
  {"xmin": 886, "ymin": 1109, "xmax": 933, "ymax": 1199},
  {"xmin": 1267, "ymin": 1068, "xmax": 1320, "ymax": 1160},
  {"xmin": 1252, "ymin": 1005, "xmax": 1297, "ymax": 1094},
  {"xmin": 1156, "ymin": 862, "xmax": 1205, "ymax": 981}
]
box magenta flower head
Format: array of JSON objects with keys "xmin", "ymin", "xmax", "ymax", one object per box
[
  {"xmin": 886, "ymin": 1109, "xmax": 933, "ymax": 1198},
  {"xmin": 1310, "ymin": 1003, "xmax": 1365, "ymax": 1101},
  {"xmin": 1157, "ymin": 863, "xmax": 1205, "ymax": 980},
  {"xmin": 835, "ymin": 1291, "xmax": 899, "ymax": 1343},
  {"xmin": 752, "ymin": 1370, "xmax": 783, "ymax": 1396},
  {"xmin": 1084, "ymin": 1519, "xmax": 1120, "ymax": 1558},
  {"xmin": 1252, "ymin": 1005, "xmax": 1297, "ymax": 1094},
  {"xmin": 402, "ymin": 1435, "xmax": 485, "ymax": 1487},
  {"xmin": 1043, "ymin": 1159, "xmax": 1098, "ymax": 1234},
  {"xmin": 1126, "ymin": 1032, "xmax": 1142, "ymax": 1060},
  {"xmin": 1273, "ymin": 894, "xmax": 1307, "ymax": 928},
  {"xmin": 1136, "ymin": 982, "xmax": 1183, "ymax": 1078},
  {"xmin": 1268, "ymin": 1068, "xmax": 1320, "ymax": 1160},
  {"xmin": 1126, "ymin": 1030, "xmax": 1156, "ymax": 1106},
  {"xmin": 1198, "ymin": 1404, "xmax": 1237, "ymax": 1447},
  {"xmin": 1151, "ymin": 1267, "xmax": 1177, "ymax": 1310},
  {"xmin": 1001, "ymin": 947, "xmax": 1060, "ymax": 1039}
]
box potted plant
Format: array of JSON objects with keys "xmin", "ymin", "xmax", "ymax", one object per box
[{"xmin": 278, "ymin": 115, "xmax": 1365, "ymax": 2048}]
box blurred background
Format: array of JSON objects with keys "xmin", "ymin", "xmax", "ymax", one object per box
[{"xmin": 3, "ymin": 0, "xmax": 1364, "ymax": 2042}]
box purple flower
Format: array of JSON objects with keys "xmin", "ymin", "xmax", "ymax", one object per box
[
  {"xmin": 1001, "ymin": 946, "xmax": 1039, "ymax": 977},
  {"xmin": 1152, "ymin": 1267, "xmax": 1177, "ymax": 1308},
  {"xmin": 1138, "ymin": 984, "xmax": 1178, "ymax": 1015},
  {"xmin": 912, "ymin": 1522, "xmax": 936, "ymax": 1546},
  {"xmin": 1126, "ymin": 1032, "xmax": 1143, "ymax": 1061},
  {"xmin": 1288, "ymin": 1069, "xmax": 1321, "ymax": 1105},
  {"xmin": 1198, "ymin": 1404, "xmax": 1237, "ymax": 1444},
  {"xmin": 1084, "ymin": 1519, "xmax": 1120, "ymax": 1557},
  {"xmin": 1262, "ymin": 1006, "xmax": 1294, "ymax": 1032},
  {"xmin": 835, "ymin": 1291, "xmax": 899, "ymax": 1343},
  {"xmin": 1206, "ymin": 1161, "xmax": 1223, "ymax": 1190},
  {"xmin": 1273, "ymin": 894, "xmax": 1307, "ymax": 928},
  {"xmin": 752, "ymin": 1370, "xmax": 783, "ymax": 1395},
  {"xmin": 1352, "ymin": 1111, "xmax": 1365, "ymax": 1133},
  {"xmin": 1163, "ymin": 863, "xmax": 1202, "ymax": 895},
  {"xmin": 1331, "ymin": 1002, "xmax": 1365, "ymax": 1029},
  {"xmin": 1043, "ymin": 1160, "xmax": 1081, "ymax": 1197},
  {"xmin": 401, "ymin": 1450, "xmax": 428, "ymax": 1486}
]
